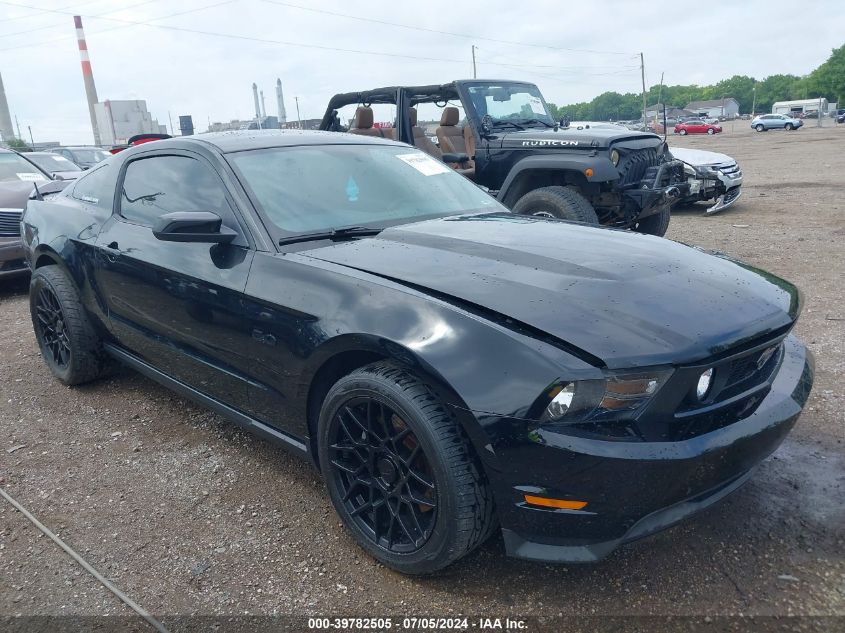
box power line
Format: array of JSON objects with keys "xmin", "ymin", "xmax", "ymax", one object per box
[
  {"xmin": 0, "ymin": 0, "xmax": 101, "ymax": 24},
  {"xmin": 0, "ymin": 0, "xmax": 162, "ymax": 39},
  {"xmin": 0, "ymin": 0, "xmax": 236, "ymax": 52},
  {"xmin": 260, "ymin": 0, "xmax": 631, "ymax": 56}
]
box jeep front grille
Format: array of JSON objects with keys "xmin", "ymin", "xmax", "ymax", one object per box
[{"xmin": 0, "ymin": 210, "xmax": 22, "ymax": 237}]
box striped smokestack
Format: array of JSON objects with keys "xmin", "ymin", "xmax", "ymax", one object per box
[{"xmin": 74, "ymin": 15, "xmax": 101, "ymax": 145}]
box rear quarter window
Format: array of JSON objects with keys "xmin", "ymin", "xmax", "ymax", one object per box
[{"xmin": 71, "ymin": 163, "xmax": 116, "ymax": 209}]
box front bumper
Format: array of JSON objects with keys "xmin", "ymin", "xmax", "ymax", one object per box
[
  {"xmin": 622, "ymin": 159, "xmax": 688, "ymax": 218},
  {"xmin": 0, "ymin": 237, "xmax": 28, "ymax": 280},
  {"xmin": 491, "ymin": 334, "xmax": 813, "ymax": 563}
]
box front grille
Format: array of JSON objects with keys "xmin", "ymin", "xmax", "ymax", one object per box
[
  {"xmin": 0, "ymin": 210, "xmax": 22, "ymax": 237},
  {"xmin": 717, "ymin": 344, "xmax": 782, "ymax": 402},
  {"xmin": 616, "ymin": 148, "xmax": 661, "ymax": 186},
  {"xmin": 665, "ymin": 342, "xmax": 784, "ymax": 440}
]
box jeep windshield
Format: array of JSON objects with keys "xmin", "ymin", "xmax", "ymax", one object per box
[{"xmin": 465, "ymin": 83, "xmax": 554, "ymax": 128}]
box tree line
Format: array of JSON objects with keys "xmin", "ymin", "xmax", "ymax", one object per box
[{"xmin": 547, "ymin": 44, "xmax": 845, "ymax": 121}]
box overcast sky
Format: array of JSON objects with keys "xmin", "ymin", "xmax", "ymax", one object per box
[{"xmin": 1, "ymin": 0, "xmax": 843, "ymax": 144}]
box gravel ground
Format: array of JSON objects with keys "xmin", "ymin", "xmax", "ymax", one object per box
[{"xmin": 1, "ymin": 124, "xmax": 844, "ymax": 628}]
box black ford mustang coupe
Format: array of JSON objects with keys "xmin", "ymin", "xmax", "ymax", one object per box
[{"xmin": 22, "ymin": 130, "xmax": 813, "ymax": 574}]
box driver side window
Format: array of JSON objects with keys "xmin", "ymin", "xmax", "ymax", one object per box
[{"xmin": 120, "ymin": 155, "xmax": 237, "ymax": 230}]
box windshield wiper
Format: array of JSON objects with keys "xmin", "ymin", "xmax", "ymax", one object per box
[
  {"xmin": 490, "ymin": 120, "xmax": 525, "ymax": 130},
  {"xmin": 278, "ymin": 226, "xmax": 383, "ymax": 246},
  {"xmin": 518, "ymin": 118, "xmax": 554, "ymax": 128}
]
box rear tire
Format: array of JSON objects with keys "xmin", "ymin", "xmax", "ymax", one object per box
[
  {"xmin": 511, "ymin": 186, "xmax": 599, "ymax": 225},
  {"xmin": 318, "ymin": 361, "xmax": 495, "ymax": 575},
  {"xmin": 785, "ymin": 123, "xmax": 794, "ymax": 131},
  {"xmin": 755, "ymin": 124, "xmax": 765, "ymax": 132},
  {"xmin": 30, "ymin": 266, "xmax": 109, "ymax": 385},
  {"xmin": 632, "ymin": 206, "xmax": 671, "ymax": 237}
]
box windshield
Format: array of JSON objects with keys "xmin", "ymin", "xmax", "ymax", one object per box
[
  {"xmin": 28, "ymin": 153, "xmax": 80, "ymax": 172},
  {"xmin": 466, "ymin": 83, "xmax": 553, "ymax": 126},
  {"xmin": 0, "ymin": 153, "xmax": 48, "ymax": 183},
  {"xmin": 229, "ymin": 145, "xmax": 501, "ymax": 235},
  {"xmin": 70, "ymin": 149, "xmax": 110, "ymax": 163}
]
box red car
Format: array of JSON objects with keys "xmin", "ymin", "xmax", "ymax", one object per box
[{"xmin": 674, "ymin": 119, "xmax": 722, "ymax": 135}]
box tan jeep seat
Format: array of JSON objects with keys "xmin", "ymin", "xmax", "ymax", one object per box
[
  {"xmin": 436, "ymin": 107, "xmax": 467, "ymax": 155},
  {"xmin": 436, "ymin": 106, "xmax": 475, "ymax": 178},
  {"xmin": 409, "ymin": 108, "xmax": 442, "ymax": 159},
  {"xmin": 349, "ymin": 106, "xmax": 385, "ymax": 137}
]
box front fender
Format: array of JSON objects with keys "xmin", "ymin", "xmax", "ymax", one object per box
[{"xmin": 497, "ymin": 154, "xmax": 618, "ymax": 205}]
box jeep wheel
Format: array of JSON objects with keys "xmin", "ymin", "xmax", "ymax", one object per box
[
  {"xmin": 632, "ymin": 206, "xmax": 671, "ymax": 237},
  {"xmin": 511, "ymin": 186, "xmax": 599, "ymax": 225},
  {"xmin": 755, "ymin": 124, "xmax": 765, "ymax": 132}
]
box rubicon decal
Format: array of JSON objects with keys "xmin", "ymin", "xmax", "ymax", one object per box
[{"xmin": 521, "ymin": 139, "xmax": 580, "ymax": 147}]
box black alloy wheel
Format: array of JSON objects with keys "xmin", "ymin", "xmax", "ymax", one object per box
[
  {"xmin": 30, "ymin": 266, "xmax": 108, "ymax": 385},
  {"xmin": 34, "ymin": 285, "xmax": 71, "ymax": 369},
  {"xmin": 318, "ymin": 362, "xmax": 495, "ymax": 574},
  {"xmin": 327, "ymin": 397, "xmax": 437, "ymax": 553}
]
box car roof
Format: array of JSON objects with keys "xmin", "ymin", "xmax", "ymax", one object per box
[{"xmin": 120, "ymin": 129, "xmax": 404, "ymax": 155}]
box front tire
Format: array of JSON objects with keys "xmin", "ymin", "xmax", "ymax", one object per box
[
  {"xmin": 511, "ymin": 186, "xmax": 599, "ymax": 225},
  {"xmin": 707, "ymin": 128, "xmax": 715, "ymax": 135},
  {"xmin": 679, "ymin": 129, "xmax": 688, "ymax": 136},
  {"xmin": 632, "ymin": 206, "xmax": 671, "ymax": 237},
  {"xmin": 785, "ymin": 123, "xmax": 794, "ymax": 131},
  {"xmin": 755, "ymin": 124, "xmax": 765, "ymax": 132},
  {"xmin": 30, "ymin": 266, "xmax": 109, "ymax": 385},
  {"xmin": 318, "ymin": 361, "xmax": 495, "ymax": 575}
]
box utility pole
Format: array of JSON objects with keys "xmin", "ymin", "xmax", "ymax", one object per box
[
  {"xmin": 295, "ymin": 96, "xmax": 302, "ymax": 129},
  {"xmin": 28, "ymin": 125, "xmax": 34, "ymax": 147},
  {"xmin": 640, "ymin": 52, "xmax": 647, "ymax": 127},
  {"xmin": 818, "ymin": 96, "xmax": 823, "ymax": 127},
  {"xmin": 167, "ymin": 111, "xmax": 174, "ymax": 136},
  {"xmin": 15, "ymin": 115, "xmax": 22, "ymax": 140},
  {"xmin": 472, "ymin": 45, "xmax": 477, "ymax": 79},
  {"xmin": 656, "ymin": 72, "xmax": 664, "ymax": 136},
  {"xmin": 751, "ymin": 83, "xmax": 756, "ymax": 117}
]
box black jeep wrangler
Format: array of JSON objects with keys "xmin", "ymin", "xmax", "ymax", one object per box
[{"xmin": 320, "ymin": 80, "xmax": 687, "ymax": 236}]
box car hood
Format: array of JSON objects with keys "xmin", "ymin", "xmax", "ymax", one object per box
[
  {"xmin": 670, "ymin": 147, "xmax": 736, "ymax": 167},
  {"xmin": 0, "ymin": 179, "xmax": 44, "ymax": 210},
  {"xmin": 497, "ymin": 127, "xmax": 663, "ymax": 151},
  {"xmin": 307, "ymin": 213, "xmax": 799, "ymax": 368}
]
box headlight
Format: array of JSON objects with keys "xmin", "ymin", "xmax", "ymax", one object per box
[
  {"xmin": 696, "ymin": 368, "xmax": 714, "ymax": 400},
  {"xmin": 541, "ymin": 370, "xmax": 672, "ymax": 424},
  {"xmin": 610, "ymin": 149, "xmax": 620, "ymax": 166},
  {"xmin": 694, "ymin": 165, "xmax": 719, "ymax": 178}
]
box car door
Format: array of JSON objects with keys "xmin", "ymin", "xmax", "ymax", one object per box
[{"xmin": 93, "ymin": 150, "xmax": 256, "ymax": 411}]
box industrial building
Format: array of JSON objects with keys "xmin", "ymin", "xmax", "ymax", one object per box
[
  {"xmin": 93, "ymin": 100, "xmax": 166, "ymax": 145},
  {"xmin": 771, "ymin": 98, "xmax": 834, "ymax": 115},
  {"xmin": 685, "ymin": 98, "xmax": 740, "ymax": 118}
]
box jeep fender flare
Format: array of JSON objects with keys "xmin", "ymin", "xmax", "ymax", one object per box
[{"xmin": 496, "ymin": 155, "xmax": 619, "ymax": 208}]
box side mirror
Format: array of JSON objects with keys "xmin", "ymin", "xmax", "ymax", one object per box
[
  {"xmin": 441, "ymin": 152, "xmax": 470, "ymax": 165},
  {"xmin": 152, "ymin": 211, "xmax": 237, "ymax": 244}
]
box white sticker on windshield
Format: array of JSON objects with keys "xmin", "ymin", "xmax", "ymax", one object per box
[
  {"xmin": 396, "ymin": 152, "xmax": 450, "ymax": 176},
  {"xmin": 17, "ymin": 172, "xmax": 48, "ymax": 182},
  {"xmin": 528, "ymin": 96, "xmax": 546, "ymax": 115}
]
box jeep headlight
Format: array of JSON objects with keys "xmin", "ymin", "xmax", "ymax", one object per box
[
  {"xmin": 541, "ymin": 370, "xmax": 672, "ymax": 424},
  {"xmin": 610, "ymin": 149, "xmax": 620, "ymax": 166}
]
